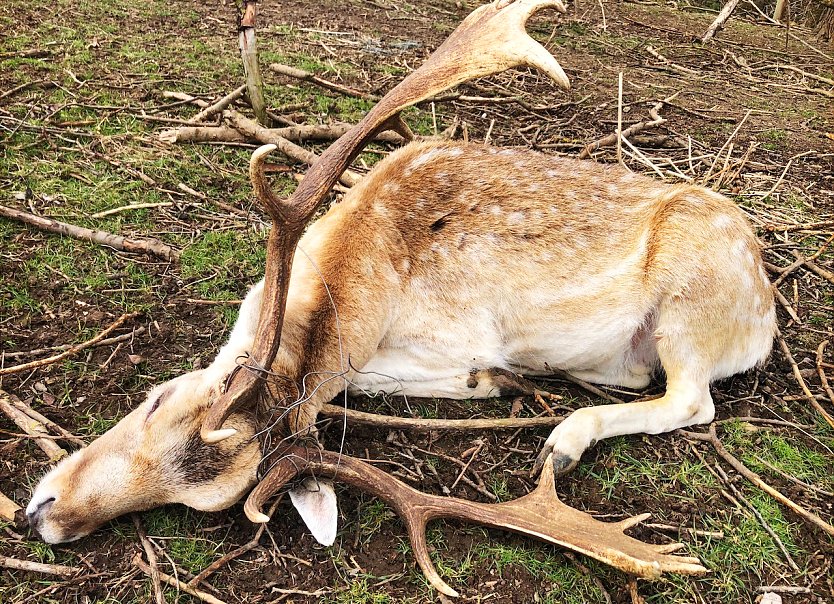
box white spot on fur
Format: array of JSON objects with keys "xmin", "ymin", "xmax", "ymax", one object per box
[
  {"xmin": 399, "ymin": 258, "xmax": 411, "ymax": 273},
  {"xmin": 712, "ymin": 214, "xmax": 734, "ymax": 229},
  {"xmin": 528, "ymin": 183, "xmax": 541, "ymax": 193},
  {"xmin": 498, "ymin": 149, "xmax": 517, "ymax": 156},
  {"xmin": 447, "ymin": 148, "xmax": 463, "ymax": 157},
  {"xmin": 490, "ymin": 205, "xmax": 503, "ymax": 216},
  {"xmin": 546, "ymin": 169, "xmax": 558, "ymax": 178},
  {"xmin": 508, "ymin": 211, "xmax": 525, "ymax": 224},
  {"xmin": 549, "ymin": 205, "xmax": 560, "ymax": 214},
  {"xmin": 431, "ymin": 242, "xmax": 449, "ymax": 257},
  {"xmin": 408, "ymin": 149, "xmax": 443, "ymax": 171},
  {"xmin": 731, "ymin": 240, "xmax": 748, "ymax": 258},
  {"xmin": 382, "ymin": 182, "xmax": 399, "ymax": 194}
]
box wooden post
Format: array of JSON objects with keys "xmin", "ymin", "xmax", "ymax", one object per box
[
  {"xmin": 239, "ymin": 1, "xmax": 269, "ymax": 126},
  {"xmin": 702, "ymin": 0, "xmax": 742, "ymax": 42},
  {"xmin": 773, "ymin": 0, "xmax": 787, "ymax": 21}
]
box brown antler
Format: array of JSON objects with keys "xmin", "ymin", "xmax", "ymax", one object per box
[
  {"xmin": 200, "ymin": 0, "xmax": 571, "ymax": 443},
  {"xmin": 245, "ymin": 447, "xmax": 707, "ymax": 598}
]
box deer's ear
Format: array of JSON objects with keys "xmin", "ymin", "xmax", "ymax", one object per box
[{"xmin": 289, "ymin": 477, "xmax": 338, "ymax": 546}]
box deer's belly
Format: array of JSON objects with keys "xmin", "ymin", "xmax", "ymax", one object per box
[{"xmin": 351, "ymin": 301, "xmax": 655, "ymax": 394}]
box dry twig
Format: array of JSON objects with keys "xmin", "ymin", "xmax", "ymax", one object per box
[
  {"xmin": 681, "ymin": 425, "xmax": 834, "ymax": 537},
  {"xmin": 0, "ymin": 204, "xmax": 179, "ymax": 261},
  {"xmin": 0, "ymin": 313, "xmax": 140, "ymax": 376},
  {"xmin": 0, "ymin": 555, "xmax": 81, "ymax": 577},
  {"xmin": 318, "ymin": 403, "xmax": 564, "ymax": 430},
  {"xmin": 776, "ymin": 331, "xmax": 834, "ymax": 429},
  {"xmin": 0, "ymin": 491, "xmax": 22, "ymax": 525},
  {"xmin": 0, "ymin": 390, "xmax": 67, "ymax": 460},
  {"xmin": 133, "ymin": 515, "xmax": 165, "ymax": 604},
  {"xmin": 270, "ymin": 62, "xmax": 378, "ymax": 101},
  {"xmin": 133, "ymin": 554, "xmax": 227, "ymax": 604}
]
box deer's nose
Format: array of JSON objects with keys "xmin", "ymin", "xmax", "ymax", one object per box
[{"xmin": 26, "ymin": 496, "xmax": 56, "ymax": 529}]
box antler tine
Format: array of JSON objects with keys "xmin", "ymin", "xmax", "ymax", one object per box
[
  {"xmin": 201, "ymin": 0, "xmax": 572, "ymax": 443},
  {"xmin": 245, "ymin": 447, "xmax": 707, "ymax": 598}
]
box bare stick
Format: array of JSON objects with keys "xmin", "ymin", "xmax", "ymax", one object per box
[
  {"xmin": 0, "ymin": 204, "xmax": 179, "ymax": 261},
  {"xmin": 91, "ymin": 203, "xmax": 173, "ymax": 219},
  {"xmin": 0, "ymin": 390, "xmax": 67, "ymax": 460},
  {"xmin": 539, "ymin": 369, "xmax": 627, "ymax": 405},
  {"xmin": 0, "ymin": 555, "xmax": 81, "ymax": 577},
  {"xmin": 754, "ymin": 455, "xmax": 834, "ymax": 497},
  {"xmin": 702, "ymin": 0, "xmax": 742, "ymax": 42},
  {"xmin": 0, "ymin": 491, "xmax": 22, "ymax": 525},
  {"xmin": 790, "ymin": 250, "xmax": 834, "ymax": 285},
  {"xmin": 133, "ymin": 515, "xmax": 165, "ymax": 604},
  {"xmin": 2, "ymin": 393, "xmax": 86, "ymax": 447},
  {"xmin": 776, "ymin": 331, "xmax": 834, "ymax": 429},
  {"xmin": 0, "ymin": 313, "xmax": 140, "ymax": 376},
  {"xmin": 579, "ymin": 101, "xmax": 666, "ymax": 159},
  {"xmin": 318, "ymin": 403, "xmax": 564, "ymax": 431},
  {"xmin": 133, "ymin": 554, "xmax": 228, "ymax": 604},
  {"xmin": 161, "ymin": 123, "xmax": 405, "ymax": 145},
  {"xmin": 681, "ymin": 425, "xmax": 834, "ymax": 537},
  {"xmin": 1, "ymin": 327, "xmax": 145, "ymax": 361},
  {"xmin": 190, "ymin": 84, "xmax": 247, "ymax": 123},
  {"xmin": 773, "ymin": 287, "xmax": 801, "ymax": 324},
  {"xmin": 817, "ymin": 340, "xmax": 834, "ymax": 409},
  {"xmin": 239, "ymin": 2, "xmax": 268, "ymax": 125},
  {"xmin": 225, "ymin": 109, "xmax": 360, "ymax": 186},
  {"xmin": 189, "ymin": 497, "xmax": 281, "ymax": 587},
  {"xmin": 270, "ymin": 63, "xmax": 378, "ymax": 101}
]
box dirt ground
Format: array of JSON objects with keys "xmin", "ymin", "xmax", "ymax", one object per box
[{"xmin": 1, "ymin": 0, "xmax": 833, "ymax": 602}]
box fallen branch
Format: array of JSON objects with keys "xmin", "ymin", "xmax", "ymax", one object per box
[
  {"xmin": 817, "ymin": 340, "xmax": 834, "ymax": 409},
  {"xmin": 790, "ymin": 250, "xmax": 834, "ymax": 285},
  {"xmin": 91, "ymin": 202, "xmax": 173, "ymax": 219},
  {"xmin": 190, "ymin": 84, "xmax": 247, "ymax": 124},
  {"xmin": 133, "ymin": 515, "xmax": 165, "ymax": 604},
  {"xmin": 681, "ymin": 425, "xmax": 834, "ymax": 537},
  {"xmin": 1, "ymin": 326, "xmax": 145, "ymax": 361},
  {"xmin": 579, "ymin": 101, "xmax": 667, "ymax": 159},
  {"xmin": 775, "ymin": 331, "xmax": 834, "ymax": 429},
  {"xmin": 189, "ymin": 497, "xmax": 282, "ymax": 588},
  {"xmin": 702, "ymin": 0, "xmax": 742, "ymax": 42},
  {"xmin": 270, "ymin": 62, "xmax": 378, "ymax": 101},
  {"xmin": 161, "ymin": 123, "xmax": 405, "ymax": 145},
  {"xmin": 225, "ymin": 109, "xmax": 361, "ymax": 186},
  {"xmin": 1, "ymin": 393, "xmax": 86, "ymax": 448},
  {"xmin": 134, "ymin": 554, "xmax": 228, "ymax": 604},
  {"xmin": 0, "ymin": 555, "xmax": 81, "ymax": 577},
  {"xmin": 0, "ymin": 204, "xmax": 179, "ymax": 261},
  {"xmin": 0, "ymin": 491, "xmax": 23, "ymax": 525},
  {"xmin": 0, "ymin": 313, "xmax": 140, "ymax": 376},
  {"xmin": 318, "ymin": 403, "xmax": 564, "ymax": 431},
  {"xmin": 0, "ymin": 390, "xmax": 67, "ymax": 460}
]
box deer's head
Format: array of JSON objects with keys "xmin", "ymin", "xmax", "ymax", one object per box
[{"xmin": 26, "ymin": 370, "xmax": 261, "ymax": 544}]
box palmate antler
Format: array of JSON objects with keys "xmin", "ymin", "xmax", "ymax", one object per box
[
  {"xmin": 200, "ymin": 0, "xmax": 571, "ymax": 443},
  {"xmin": 244, "ymin": 447, "xmax": 707, "ymax": 598}
]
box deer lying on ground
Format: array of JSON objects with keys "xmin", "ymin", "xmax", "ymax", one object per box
[{"xmin": 26, "ymin": 0, "xmax": 775, "ymax": 595}]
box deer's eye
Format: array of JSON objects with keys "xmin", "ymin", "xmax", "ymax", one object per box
[{"xmin": 145, "ymin": 394, "xmax": 164, "ymax": 422}]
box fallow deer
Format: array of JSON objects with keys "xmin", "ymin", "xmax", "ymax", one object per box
[{"xmin": 27, "ymin": 0, "xmax": 774, "ymax": 595}]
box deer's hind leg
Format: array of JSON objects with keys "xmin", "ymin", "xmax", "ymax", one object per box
[{"xmin": 535, "ymin": 298, "xmax": 719, "ymax": 476}]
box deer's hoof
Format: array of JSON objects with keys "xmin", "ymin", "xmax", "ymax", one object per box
[{"xmin": 550, "ymin": 452, "xmax": 579, "ymax": 476}]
